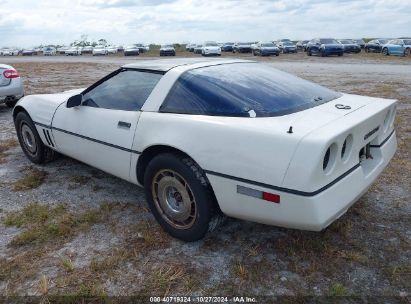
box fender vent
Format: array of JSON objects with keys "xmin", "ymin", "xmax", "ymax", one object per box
[{"xmin": 42, "ymin": 129, "xmax": 54, "ymax": 147}]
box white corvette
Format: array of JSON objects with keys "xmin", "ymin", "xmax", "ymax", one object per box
[{"xmin": 13, "ymin": 59, "xmax": 397, "ymax": 241}]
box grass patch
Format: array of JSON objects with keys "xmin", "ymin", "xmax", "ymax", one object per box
[
  {"xmin": 0, "ymin": 138, "xmax": 18, "ymax": 163},
  {"xmin": 68, "ymin": 175, "xmax": 91, "ymax": 189},
  {"xmin": 2, "ymin": 202, "xmax": 111, "ymax": 247},
  {"xmin": 13, "ymin": 167, "xmax": 48, "ymax": 191},
  {"xmin": 60, "ymin": 256, "xmax": 74, "ymax": 272},
  {"xmin": 328, "ymin": 283, "xmax": 349, "ymax": 296}
]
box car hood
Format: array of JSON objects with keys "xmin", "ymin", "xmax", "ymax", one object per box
[
  {"xmin": 204, "ymin": 46, "xmax": 219, "ymax": 50},
  {"xmin": 261, "ymin": 47, "xmax": 279, "ymax": 50},
  {"xmin": 283, "ymin": 45, "xmax": 296, "ymax": 48}
]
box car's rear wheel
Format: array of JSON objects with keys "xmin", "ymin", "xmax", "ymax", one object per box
[
  {"xmin": 382, "ymin": 48, "xmax": 389, "ymax": 56},
  {"xmin": 144, "ymin": 153, "xmax": 222, "ymax": 241},
  {"xmin": 405, "ymin": 48, "xmax": 410, "ymax": 56},
  {"xmin": 15, "ymin": 112, "xmax": 56, "ymax": 164},
  {"xmin": 307, "ymin": 49, "xmax": 312, "ymax": 56}
]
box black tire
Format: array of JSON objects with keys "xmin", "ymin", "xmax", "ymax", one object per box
[
  {"xmin": 144, "ymin": 153, "xmax": 222, "ymax": 241},
  {"xmin": 307, "ymin": 49, "xmax": 312, "ymax": 56},
  {"xmin": 15, "ymin": 111, "xmax": 55, "ymax": 164},
  {"xmin": 5, "ymin": 99, "xmax": 17, "ymax": 108},
  {"xmin": 382, "ymin": 48, "xmax": 389, "ymax": 56},
  {"xmin": 405, "ymin": 48, "xmax": 410, "ymax": 57}
]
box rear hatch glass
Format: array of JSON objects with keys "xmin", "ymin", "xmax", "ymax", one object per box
[{"xmin": 161, "ymin": 63, "xmax": 342, "ymax": 117}]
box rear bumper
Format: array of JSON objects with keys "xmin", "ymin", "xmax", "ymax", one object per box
[
  {"xmin": 0, "ymin": 78, "xmax": 24, "ymax": 103},
  {"xmin": 207, "ymin": 131, "xmax": 396, "ymax": 231}
]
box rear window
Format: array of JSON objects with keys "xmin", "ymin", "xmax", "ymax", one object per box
[{"xmin": 160, "ymin": 63, "xmax": 342, "ymax": 117}]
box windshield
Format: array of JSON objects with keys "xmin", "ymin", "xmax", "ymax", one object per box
[
  {"xmin": 320, "ymin": 39, "xmax": 339, "ymax": 44},
  {"xmin": 224, "ymin": 43, "xmax": 234, "ymax": 45},
  {"xmin": 339, "ymin": 40, "xmax": 351, "ymax": 44},
  {"xmin": 261, "ymin": 43, "xmax": 275, "ymax": 47},
  {"xmin": 283, "ymin": 42, "xmax": 294, "ymax": 46},
  {"xmin": 162, "ymin": 45, "xmax": 174, "ymax": 48},
  {"xmin": 205, "ymin": 43, "xmax": 218, "ymax": 46},
  {"xmin": 160, "ymin": 63, "xmax": 342, "ymax": 117},
  {"xmin": 378, "ymin": 40, "xmax": 388, "ymax": 44},
  {"xmin": 403, "ymin": 39, "xmax": 411, "ymax": 45}
]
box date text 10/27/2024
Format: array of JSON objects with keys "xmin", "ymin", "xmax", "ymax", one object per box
[{"xmin": 149, "ymin": 296, "xmax": 257, "ymax": 303}]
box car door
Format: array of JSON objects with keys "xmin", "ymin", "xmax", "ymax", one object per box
[
  {"xmin": 391, "ymin": 40, "xmax": 402, "ymax": 55},
  {"xmin": 51, "ymin": 69, "xmax": 163, "ymax": 181}
]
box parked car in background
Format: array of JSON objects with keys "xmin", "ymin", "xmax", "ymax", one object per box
[
  {"xmin": 13, "ymin": 58, "xmax": 397, "ymax": 241},
  {"xmin": 364, "ymin": 39, "xmax": 389, "ymax": 53},
  {"xmin": 221, "ymin": 42, "xmax": 234, "ymax": 52},
  {"xmin": 353, "ymin": 39, "xmax": 365, "ymax": 49},
  {"xmin": 160, "ymin": 44, "xmax": 176, "ymax": 56},
  {"xmin": 194, "ymin": 44, "xmax": 203, "ymax": 54},
  {"xmin": 22, "ymin": 49, "xmax": 36, "ymax": 56},
  {"xmin": 253, "ymin": 42, "xmax": 280, "ymax": 56},
  {"xmin": 43, "ymin": 47, "xmax": 56, "ymax": 56},
  {"xmin": 382, "ymin": 39, "xmax": 411, "ymax": 56},
  {"xmin": 338, "ymin": 39, "xmax": 361, "ymax": 53},
  {"xmin": 306, "ymin": 38, "xmax": 344, "ymax": 57},
  {"xmin": 296, "ymin": 40, "xmax": 309, "ymax": 51},
  {"xmin": 65, "ymin": 47, "xmax": 82, "ymax": 56},
  {"xmin": 0, "ymin": 64, "xmax": 24, "ymax": 108},
  {"xmin": 202, "ymin": 41, "xmax": 221, "ymax": 56},
  {"xmin": 92, "ymin": 46, "xmax": 108, "ymax": 56},
  {"xmin": 233, "ymin": 42, "xmax": 253, "ymax": 53},
  {"xmin": 1, "ymin": 49, "xmax": 18, "ymax": 56},
  {"xmin": 134, "ymin": 43, "xmax": 147, "ymax": 53},
  {"xmin": 277, "ymin": 41, "xmax": 297, "ymax": 53},
  {"xmin": 124, "ymin": 45, "xmax": 140, "ymax": 56},
  {"xmin": 82, "ymin": 46, "xmax": 94, "ymax": 54},
  {"xmin": 106, "ymin": 45, "xmax": 118, "ymax": 54},
  {"xmin": 57, "ymin": 46, "xmax": 69, "ymax": 54},
  {"xmin": 187, "ymin": 44, "xmax": 196, "ymax": 52}
]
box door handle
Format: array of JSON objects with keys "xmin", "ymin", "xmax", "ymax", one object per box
[{"xmin": 118, "ymin": 121, "xmax": 131, "ymax": 129}]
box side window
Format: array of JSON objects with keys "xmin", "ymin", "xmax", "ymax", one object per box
[{"xmin": 82, "ymin": 70, "xmax": 162, "ymax": 111}]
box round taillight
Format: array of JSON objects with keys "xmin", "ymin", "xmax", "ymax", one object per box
[
  {"xmin": 341, "ymin": 134, "xmax": 353, "ymax": 161},
  {"xmin": 323, "ymin": 143, "xmax": 338, "ymax": 173},
  {"xmin": 3, "ymin": 69, "xmax": 19, "ymax": 79},
  {"xmin": 323, "ymin": 148, "xmax": 331, "ymax": 171}
]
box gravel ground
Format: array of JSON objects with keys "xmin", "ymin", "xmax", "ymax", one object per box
[{"xmin": 0, "ymin": 53, "xmax": 410, "ymax": 301}]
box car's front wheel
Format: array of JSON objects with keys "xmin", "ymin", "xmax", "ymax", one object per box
[
  {"xmin": 144, "ymin": 153, "xmax": 220, "ymax": 241},
  {"xmin": 307, "ymin": 48, "xmax": 312, "ymax": 56},
  {"xmin": 15, "ymin": 111, "xmax": 55, "ymax": 164},
  {"xmin": 382, "ymin": 48, "xmax": 389, "ymax": 56}
]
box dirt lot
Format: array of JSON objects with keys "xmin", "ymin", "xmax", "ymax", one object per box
[{"xmin": 0, "ymin": 53, "xmax": 410, "ymax": 301}]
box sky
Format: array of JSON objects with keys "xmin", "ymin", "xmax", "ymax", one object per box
[{"xmin": 0, "ymin": 0, "xmax": 410, "ymax": 47}]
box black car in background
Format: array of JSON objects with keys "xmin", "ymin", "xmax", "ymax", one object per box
[
  {"xmin": 353, "ymin": 39, "xmax": 366, "ymax": 49},
  {"xmin": 306, "ymin": 38, "xmax": 344, "ymax": 56},
  {"xmin": 233, "ymin": 42, "xmax": 253, "ymax": 53},
  {"xmin": 365, "ymin": 39, "xmax": 389, "ymax": 53},
  {"xmin": 221, "ymin": 42, "xmax": 234, "ymax": 52},
  {"xmin": 338, "ymin": 39, "xmax": 361, "ymax": 53}
]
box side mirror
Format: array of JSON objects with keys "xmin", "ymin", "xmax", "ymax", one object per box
[{"xmin": 67, "ymin": 94, "xmax": 82, "ymax": 108}]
